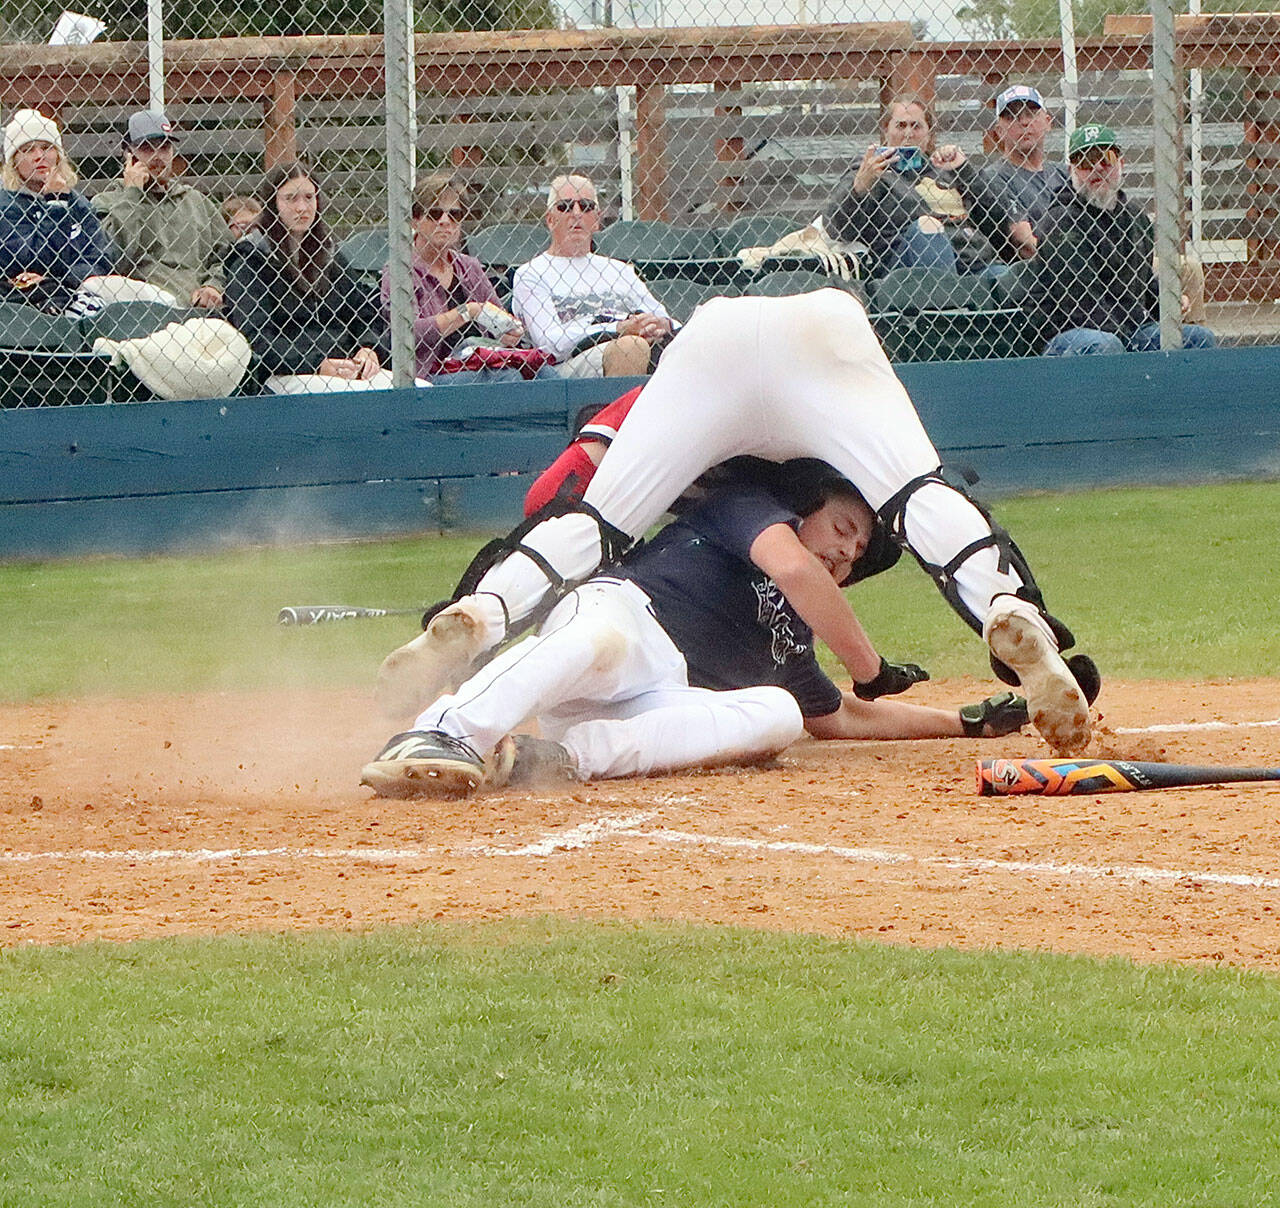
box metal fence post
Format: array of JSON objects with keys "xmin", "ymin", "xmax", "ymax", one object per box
[
  {"xmin": 147, "ymin": 0, "xmax": 165, "ymax": 112},
  {"xmin": 384, "ymin": 0, "xmax": 417, "ymax": 389},
  {"xmin": 1151, "ymin": 0, "xmax": 1184, "ymax": 350}
]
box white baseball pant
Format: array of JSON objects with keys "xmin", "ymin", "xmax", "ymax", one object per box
[
  {"xmin": 465, "ymin": 289, "xmax": 1037, "ymax": 648},
  {"xmin": 414, "ymin": 579, "xmax": 804, "ymax": 780}
]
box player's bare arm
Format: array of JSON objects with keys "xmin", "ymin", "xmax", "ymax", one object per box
[
  {"xmin": 747, "ymin": 520, "xmax": 881, "ymax": 684},
  {"xmin": 805, "ymin": 690, "xmax": 1028, "ymax": 741}
]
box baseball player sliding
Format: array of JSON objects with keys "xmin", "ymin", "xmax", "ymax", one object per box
[
  {"xmin": 378, "ymin": 289, "xmax": 1099, "ymax": 755},
  {"xmin": 362, "ymin": 462, "xmax": 1031, "ymax": 796}
]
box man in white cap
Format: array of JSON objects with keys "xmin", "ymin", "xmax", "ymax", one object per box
[
  {"xmin": 0, "ymin": 108, "xmax": 114, "ymax": 310},
  {"xmin": 91, "ymin": 111, "xmax": 230, "ymax": 309},
  {"xmin": 975, "ymin": 84, "xmax": 1069, "ymax": 262}
]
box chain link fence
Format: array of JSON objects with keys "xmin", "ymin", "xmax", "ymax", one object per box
[{"xmin": 1, "ymin": 0, "xmax": 1276, "ymax": 406}]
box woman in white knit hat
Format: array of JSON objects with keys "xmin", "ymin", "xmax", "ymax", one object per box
[{"xmin": 0, "ymin": 108, "xmax": 114, "ymax": 312}]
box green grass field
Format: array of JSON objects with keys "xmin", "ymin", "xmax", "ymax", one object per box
[
  {"xmin": 4, "ymin": 921, "xmax": 1280, "ymax": 1208},
  {"xmin": 3, "ymin": 481, "xmax": 1280, "ymax": 1205},
  {"xmin": 2, "ymin": 481, "xmax": 1278, "ymax": 702}
]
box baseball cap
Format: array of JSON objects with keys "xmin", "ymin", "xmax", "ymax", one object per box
[
  {"xmin": 124, "ymin": 111, "xmax": 180, "ymax": 146},
  {"xmin": 1068, "ymin": 123, "xmax": 1120, "ymax": 159},
  {"xmin": 995, "ymin": 85, "xmax": 1045, "ymax": 117}
]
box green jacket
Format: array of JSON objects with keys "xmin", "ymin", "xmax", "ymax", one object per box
[{"xmin": 91, "ymin": 181, "xmax": 231, "ymax": 301}]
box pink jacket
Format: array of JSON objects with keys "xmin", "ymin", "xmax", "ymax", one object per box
[{"xmin": 380, "ymin": 249, "xmax": 501, "ymax": 377}]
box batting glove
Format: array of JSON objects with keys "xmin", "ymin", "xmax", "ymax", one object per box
[{"xmin": 853, "ymin": 657, "xmax": 930, "ymax": 700}]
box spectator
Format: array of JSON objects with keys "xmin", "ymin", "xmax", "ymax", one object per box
[
  {"xmin": 383, "ymin": 172, "xmax": 530, "ymax": 382},
  {"xmin": 1022, "ymin": 124, "xmax": 1215, "ymax": 355},
  {"xmin": 224, "ymin": 162, "xmax": 389, "ymax": 393},
  {"xmin": 91, "ymin": 112, "xmax": 230, "ymax": 310},
  {"xmin": 975, "ymin": 85, "xmax": 1067, "ymax": 262},
  {"xmin": 221, "ymin": 195, "xmax": 261, "ymax": 242},
  {"xmin": 512, "ymin": 173, "xmax": 674, "ymax": 378},
  {"xmin": 0, "ymin": 108, "xmax": 114, "ymax": 312},
  {"xmin": 826, "ymin": 96, "xmax": 1012, "ymax": 277}
]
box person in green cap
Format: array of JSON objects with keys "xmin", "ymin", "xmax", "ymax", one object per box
[{"xmin": 1020, "ymin": 123, "xmax": 1215, "ymax": 355}]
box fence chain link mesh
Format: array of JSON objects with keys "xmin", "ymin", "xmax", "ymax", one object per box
[{"xmin": 0, "ymin": 0, "xmax": 1272, "ymax": 405}]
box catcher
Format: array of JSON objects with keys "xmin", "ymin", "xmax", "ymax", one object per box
[
  {"xmin": 378, "ymin": 290, "xmax": 1100, "ymax": 756},
  {"xmin": 361, "ymin": 461, "xmax": 1029, "ymax": 796}
]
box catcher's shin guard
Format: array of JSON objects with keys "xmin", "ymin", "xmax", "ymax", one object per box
[{"xmin": 878, "ymin": 467, "xmax": 1101, "ymax": 707}]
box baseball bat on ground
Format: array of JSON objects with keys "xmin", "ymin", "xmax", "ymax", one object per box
[
  {"xmin": 277, "ymin": 605, "xmax": 422, "ymax": 626},
  {"xmin": 978, "ymin": 757, "xmax": 1280, "ymax": 797}
]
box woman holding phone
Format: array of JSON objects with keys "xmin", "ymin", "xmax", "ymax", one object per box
[{"xmin": 825, "ymin": 96, "xmax": 1011, "ymax": 278}]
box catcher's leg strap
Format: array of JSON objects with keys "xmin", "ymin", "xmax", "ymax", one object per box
[
  {"xmin": 877, "ymin": 468, "xmax": 1063, "ymax": 641},
  {"xmin": 423, "ymin": 500, "xmax": 632, "ymax": 635}
]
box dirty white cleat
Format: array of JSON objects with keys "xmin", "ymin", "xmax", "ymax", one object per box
[
  {"xmin": 984, "ymin": 600, "xmax": 1091, "ymax": 754},
  {"xmin": 360, "ymin": 729, "xmax": 486, "ymax": 798},
  {"xmin": 375, "ymin": 599, "xmax": 491, "ymax": 721}
]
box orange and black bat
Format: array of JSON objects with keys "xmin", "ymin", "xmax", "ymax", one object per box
[{"xmin": 977, "ymin": 758, "xmax": 1280, "ymax": 796}]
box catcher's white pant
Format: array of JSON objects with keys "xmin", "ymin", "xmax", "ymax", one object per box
[
  {"xmin": 468, "ymin": 288, "xmax": 1037, "ymax": 647},
  {"xmin": 415, "ymin": 579, "xmax": 804, "ymax": 781}
]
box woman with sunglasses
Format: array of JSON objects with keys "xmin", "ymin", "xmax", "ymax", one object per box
[
  {"xmin": 384, "ymin": 174, "xmax": 526, "ymax": 381},
  {"xmin": 225, "ymin": 162, "xmax": 388, "ymax": 393}
]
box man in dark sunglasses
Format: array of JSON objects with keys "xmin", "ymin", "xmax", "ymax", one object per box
[
  {"xmin": 1019, "ymin": 124, "xmax": 1215, "ymax": 356},
  {"xmin": 511, "ymin": 173, "xmax": 676, "ymax": 379}
]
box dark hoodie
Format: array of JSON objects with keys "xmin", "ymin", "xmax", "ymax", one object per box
[{"xmin": 1020, "ymin": 184, "xmax": 1158, "ymax": 344}]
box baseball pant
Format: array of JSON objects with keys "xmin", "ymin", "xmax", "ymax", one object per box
[
  {"xmin": 415, "ymin": 579, "xmax": 804, "ymax": 781},
  {"xmin": 466, "ymin": 289, "xmax": 1040, "ymax": 648}
]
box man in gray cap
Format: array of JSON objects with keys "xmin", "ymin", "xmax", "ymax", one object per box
[{"xmin": 92, "ymin": 111, "xmax": 229, "ymax": 308}]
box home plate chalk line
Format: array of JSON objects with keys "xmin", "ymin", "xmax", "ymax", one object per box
[{"xmin": 5, "ymin": 799, "xmax": 1280, "ymax": 892}]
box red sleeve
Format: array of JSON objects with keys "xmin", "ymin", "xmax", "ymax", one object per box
[
  {"xmin": 578, "ymin": 386, "xmax": 642, "ymax": 442},
  {"xmin": 524, "ymin": 386, "xmax": 644, "ymax": 515},
  {"xmin": 523, "ymin": 441, "xmax": 600, "ymax": 516}
]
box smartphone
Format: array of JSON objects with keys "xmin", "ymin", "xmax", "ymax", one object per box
[{"xmin": 879, "ymin": 146, "xmax": 927, "ymax": 173}]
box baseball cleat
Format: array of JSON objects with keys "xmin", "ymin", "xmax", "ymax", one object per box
[
  {"xmin": 488, "ymin": 734, "xmax": 580, "ymax": 790},
  {"xmin": 375, "ymin": 599, "xmax": 489, "ymax": 721},
  {"xmin": 360, "ymin": 730, "xmax": 486, "ymax": 798},
  {"xmin": 959, "ymin": 691, "xmax": 1029, "ymax": 738},
  {"xmin": 985, "ymin": 609, "xmax": 1091, "ymax": 754}
]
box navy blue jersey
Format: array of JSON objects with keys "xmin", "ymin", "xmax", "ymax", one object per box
[{"xmin": 611, "ymin": 486, "xmax": 843, "ymax": 718}]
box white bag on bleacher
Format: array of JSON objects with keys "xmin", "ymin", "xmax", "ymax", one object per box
[
  {"xmin": 70, "ymin": 274, "xmax": 180, "ymax": 315},
  {"xmin": 92, "ymin": 317, "xmax": 252, "ymax": 401}
]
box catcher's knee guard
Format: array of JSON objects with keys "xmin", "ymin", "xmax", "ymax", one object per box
[
  {"xmin": 877, "ymin": 468, "xmax": 1100, "ymax": 702},
  {"xmin": 421, "ymin": 498, "xmax": 632, "ymax": 636}
]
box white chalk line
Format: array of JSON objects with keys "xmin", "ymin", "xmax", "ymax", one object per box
[
  {"xmin": 620, "ymin": 827, "xmax": 1280, "ymax": 891},
  {"xmin": 4, "ymin": 803, "xmax": 1279, "ymax": 893},
  {"xmin": 1118, "ymin": 718, "xmax": 1280, "ymax": 734}
]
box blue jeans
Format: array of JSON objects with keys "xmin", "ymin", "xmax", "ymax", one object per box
[
  {"xmin": 885, "ymin": 218, "xmax": 957, "ymax": 272},
  {"xmin": 1044, "ymin": 324, "xmax": 1216, "ymax": 356}
]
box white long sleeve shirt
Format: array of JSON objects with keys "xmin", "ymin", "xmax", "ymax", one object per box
[{"xmin": 511, "ymin": 251, "xmax": 671, "ymax": 361}]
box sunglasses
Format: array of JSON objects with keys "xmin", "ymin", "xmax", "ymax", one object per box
[
  {"xmin": 417, "ymin": 206, "xmax": 465, "ymax": 221},
  {"xmin": 1070, "ymin": 146, "xmax": 1119, "ymax": 169},
  {"xmin": 553, "ymin": 198, "xmax": 598, "ymax": 213}
]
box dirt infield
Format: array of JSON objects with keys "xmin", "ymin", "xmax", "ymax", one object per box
[{"xmin": 3, "ymin": 679, "xmax": 1279, "ymax": 968}]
